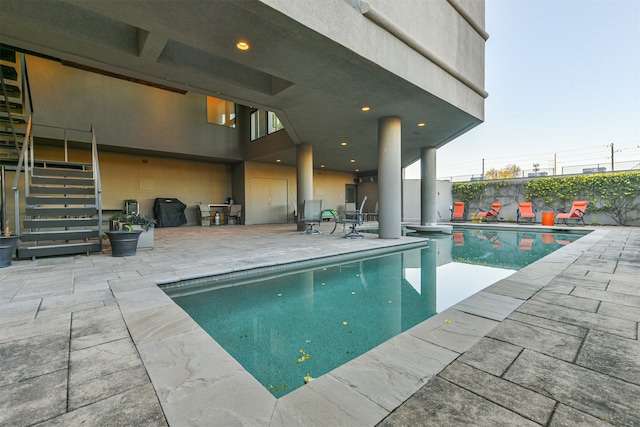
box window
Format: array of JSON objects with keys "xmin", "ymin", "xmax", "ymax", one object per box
[
  {"xmin": 207, "ymin": 96, "xmax": 236, "ymax": 128},
  {"xmin": 251, "ymin": 109, "xmax": 284, "ymax": 140}
]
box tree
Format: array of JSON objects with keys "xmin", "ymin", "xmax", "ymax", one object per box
[{"xmin": 485, "ymin": 164, "xmax": 521, "ymax": 180}]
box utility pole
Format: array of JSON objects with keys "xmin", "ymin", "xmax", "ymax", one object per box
[
  {"xmin": 610, "ymin": 143, "xmax": 614, "ymax": 171},
  {"xmin": 554, "ymin": 153, "xmax": 557, "ymax": 175},
  {"xmin": 481, "ymin": 158, "xmax": 485, "ymax": 179}
]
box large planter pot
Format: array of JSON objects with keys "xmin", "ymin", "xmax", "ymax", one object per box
[
  {"xmin": 106, "ymin": 230, "xmax": 143, "ymax": 257},
  {"xmin": 112, "ymin": 222, "xmax": 154, "ymax": 250},
  {"xmin": 0, "ymin": 235, "xmax": 20, "ymax": 268}
]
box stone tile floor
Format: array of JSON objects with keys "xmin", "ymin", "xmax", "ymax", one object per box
[{"xmin": 0, "ymin": 223, "xmax": 638, "ymax": 426}]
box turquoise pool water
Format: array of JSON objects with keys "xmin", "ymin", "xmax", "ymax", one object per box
[{"xmin": 169, "ymin": 229, "xmax": 583, "ymax": 397}]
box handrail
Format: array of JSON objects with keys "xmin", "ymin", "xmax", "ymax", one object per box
[
  {"xmin": 12, "ymin": 114, "xmax": 33, "ymax": 237},
  {"xmin": 91, "ymin": 125, "xmax": 103, "ymax": 240}
]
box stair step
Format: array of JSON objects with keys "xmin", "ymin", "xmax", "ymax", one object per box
[
  {"xmin": 32, "ymin": 167, "xmax": 93, "ymax": 178},
  {"xmin": 0, "ymin": 64, "xmax": 18, "ymax": 80},
  {"xmin": 20, "ymin": 230, "xmax": 100, "ymax": 242},
  {"xmin": 17, "ymin": 242, "xmax": 103, "ymax": 259},
  {"xmin": 26, "ymin": 196, "xmax": 96, "ymax": 205},
  {"xmin": 26, "ymin": 206, "xmax": 97, "ymax": 216},
  {"xmin": 29, "ymin": 186, "xmax": 95, "ymax": 195},
  {"xmin": 0, "ymin": 84, "xmax": 20, "ymax": 97},
  {"xmin": 31, "ymin": 176, "xmax": 95, "ymax": 186},
  {"xmin": 24, "ymin": 218, "xmax": 99, "ymax": 228}
]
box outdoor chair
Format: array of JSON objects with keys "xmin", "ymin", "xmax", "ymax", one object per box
[
  {"xmin": 197, "ymin": 204, "xmax": 211, "ymax": 226},
  {"xmin": 341, "ymin": 196, "xmax": 367, "ymax": 238},
  {"xmin": 450, "ymin": 202, "xmax": 467, "ymax": 222},
  {"xmin": 453, "ymin": 231, "xmax": 465, "ymax": 246},
  {"xmin": 228, "ymin": 204, "xmax": 242, "ymax": 225},
  {"xmin": 518, "ymin": 235, "xmax": 535, "ymax": 250},
  {"xmin": 516, "ymin": 202, "xmax": 536, "ymax": 224},
  {"xmin": 555, "ymin": 200, "xmax": 589, "ymax": 226},
  {"xmin": 476, "ymin": 202, "xmax": 502, "ymax": 222},
  {"xmin": 367, "ymin": 202, "xmax": 379, "ymax": 221},
  {"xmin": 300, "ymin": 199, "xmax": 323, "ymax": 234}
]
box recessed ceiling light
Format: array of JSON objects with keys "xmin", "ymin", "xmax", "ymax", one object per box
[
  {"xmin": 418, "ymin": 122, "xmax": 426, "ymax": 127},
  {"xmin": 320, "ymin": 164, "xmax": 325, "ymax": 168},
  {"xmin": 341, "ymin": 142, "xmax": 348, "ymax": 146},
  {"xmin": 236, "ymin": 41, "xmax": 250, "ymax": 51},
  {"xmin": 355, "ymin": 168, "xmax": 360, "ymax": 172},
  {"xmin": 276, "ymin": 159, "xmax": 281, "ymax": 163},
  {"xmin": 361, "ymin": 106, "xmax": 370, "ymax": 112},
  {"xmin": 350, "ymin": 159, "xmax": 356, "ymax": 163}
]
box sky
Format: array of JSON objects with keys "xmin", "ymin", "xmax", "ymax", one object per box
[{"xmin": 406, "ymin": 0, "xmax": 640, "ymax": 180}]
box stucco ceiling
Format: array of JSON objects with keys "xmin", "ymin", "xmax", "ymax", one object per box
[{"xmin": 0, "ymin": 0, "xmax": 482, "ymax": 174}]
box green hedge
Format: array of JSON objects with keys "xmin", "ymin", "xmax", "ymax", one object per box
[{"xmin": 453, "ymin": 171, "xmax": 640, "ymax": 225}]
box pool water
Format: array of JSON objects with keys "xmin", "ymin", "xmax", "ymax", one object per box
[{"xmin": 170, "ymin": 229, "xmax": 583, "ymax": 397}]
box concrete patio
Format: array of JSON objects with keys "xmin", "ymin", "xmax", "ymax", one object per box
[{"xmin": 1, "ymin": 222, "xmax": 638, "ymax": 426}]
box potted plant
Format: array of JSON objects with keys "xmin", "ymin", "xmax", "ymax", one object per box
[
  {"xmin": 0, "ymin": 221, "xmax": 20, "ymax": 268},
  {"xmin": 110, "ymin": 212, "xmax": 156, "ymax": 250},
  {"xmin": 105, "ymin": 223, "xmax": 143, "ymax": 257}
]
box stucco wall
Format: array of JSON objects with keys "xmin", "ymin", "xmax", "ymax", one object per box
[
  {"xmin": 26, "ymin": 55, "xmax": 243, "ymax": 160},
  {"xmin": 402, "ymin": 179, "xmax": 453, "ymax": 223}
]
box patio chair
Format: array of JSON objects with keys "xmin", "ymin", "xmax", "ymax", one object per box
[
  {"xmin": 516, "ymin": 202, "xmax": 536, "ymax": 224},
  {"xmin": 453, "ymin": 231, "xmax": 465, "ymax": 246},
  {"xmin": 367, "ymin": 202, "xmax": 379, "ymax": 221},
  {"xmin": 228, "ymin": 204, "xmax": 242, "ymax": 225},
  {"xmin": 476, "ymin": 202, "xmax": 502, "ymax": 222},
  {"xmin": 518, "ymin": 235, "xmax": 535, "ymax": 250},
  {"xmin": 555, "ymin": 200, "xmax": 589, "ymax": 226},
  {"xmin": 197, "ymin": 204, "xmax": 211, "ymax": 226},
  {"xmin": 450, "ymin": 202, "xmax": 467, "ymax": 222},
  {"xmin": 300, "ymin": 199, "xmax": 322, "ymax": 234},
  {"xmin": 342, "ymin": 196, "xmax": 367, "ymax": 238}
]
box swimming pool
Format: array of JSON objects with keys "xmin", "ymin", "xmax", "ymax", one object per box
[{"xmin": 167, "ymin": 228, "xmax": 583, "ymax": 397}]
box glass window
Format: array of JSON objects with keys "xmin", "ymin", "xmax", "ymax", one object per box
[
  {"xmin": 251, "ymin": 109, "xmax": 284, "ymax": 140},
  {"xmin": 207, "ymin": 96, "xmax": 236, "ymax": 128}
]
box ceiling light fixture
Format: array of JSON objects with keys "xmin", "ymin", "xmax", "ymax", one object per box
[
  {"xmin": 320, "ymin": 164, "xmax": 325, "ymax": 168},
  {"xmin": 236, "ymin": 41, "xmax": 250, "ymax": 51},
  {"xmin": 355, "ymin": 168, "xmax": 360, "ymax": 172},
  {"xmin": 350, "ymin": 159, "xmax": 356, "ymax": 163},
  {"xmin": 341, "ymin": 142, "xmax": 348, "ymax": 146},
  {"xmin": 418, "ymin": 122, "xmax": 426, "ymax": 127},
  {"xmin": 361, "ymin": 106, "xmax": 370, "ymax": 112},
  {"xmin": 276, "ymin": 159, "xmax": 281, "ymax": 163}
]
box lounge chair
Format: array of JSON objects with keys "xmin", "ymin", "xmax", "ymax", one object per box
[
  {"xmin": 300, "ymin": 199, "xmax": 322, "ymax": 234},
  {"xmin": 555, "ymin": 200, "xmax": 589, "ymax": 226},
  {"xmin": 197, "ymin": 204, "xmax": 211, "ymax": 226},
  {"xmin": 341, "ymin": 196, "xmax": 367, "ymax": 238},
  {"xmin": 453, "ymin": 231, "xmax": 465, "ymax": 246},
  {"xmin": 228, "ymin": 204, "xmax": 242, "ymax": 225},
  {"xmin": 516, "ymin": 202, "xmax": 536, "ymax": 224},
  {"xmin": 450, "ymin": 202, "xmax": 466, "ymax": 222},
  {"xmin": 476, "ymin": 202, "xmax": 502, "ymax": 222},
  {"xmin": 518, "ymin": 235, "xmax": 535, "ymax": 250}
]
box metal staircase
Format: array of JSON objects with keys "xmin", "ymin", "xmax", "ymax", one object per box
[
  {"xmin": 18, "ymin": 161, "xmax": 103, "ymax": 258},
  {"xmin": 1, "ymin": 46, "xmax": 103, "ymax": 259},
  {"xmin": 0, "ymin": 45, "xmax": 27, "ymax": 158}
]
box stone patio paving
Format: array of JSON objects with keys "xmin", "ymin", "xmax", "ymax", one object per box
[{"xmin": 1, "ymin": 223, "xmax": 638, "ymax": 426}]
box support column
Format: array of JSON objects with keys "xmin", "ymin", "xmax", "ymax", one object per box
[
  {"xmin": 378, "ymin": 117, "xmax": 402, "ymax": 239},
  {"xmin": 421, "ymin": 147, "xmax": 438, "ymax": 225},
  {"xmin": 296, "ymin": 143, "xmax": 313, "ymax": 231}
]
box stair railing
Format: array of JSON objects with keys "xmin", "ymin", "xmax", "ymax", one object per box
[
  {"xmin": 11, "ymin": 114, "xmax": 33, "ymax": 239},
  {"xmin": 91, "ymin": 125, "xmax": 103, "ymax": 242}
]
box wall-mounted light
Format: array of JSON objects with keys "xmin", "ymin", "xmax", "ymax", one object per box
[{"xmin": 236, "ymin": 41, "xmax": 250, "ymax": 51}]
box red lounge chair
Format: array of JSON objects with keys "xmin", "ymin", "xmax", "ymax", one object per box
[
  {"xmin": 450, "ymin": 202, "xmax": 466, "ymax": 222},
  {"xmin": 453, "ymin": 232, "xmax": 465, "ymax": 246},
  {"xmin": 476, "ymin": 202, "xmax": 502, "ymax": 222},
  {"xmin": 517, "ymin": 202, "xmax": 536, "ymax": 224},
  {"xmin": 555, "ymin": 201, "xmax": 589, "ymax": 226},
  {"xmin": 518, "ymin": 235, "xmax": 535, "ymax": 250}
]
